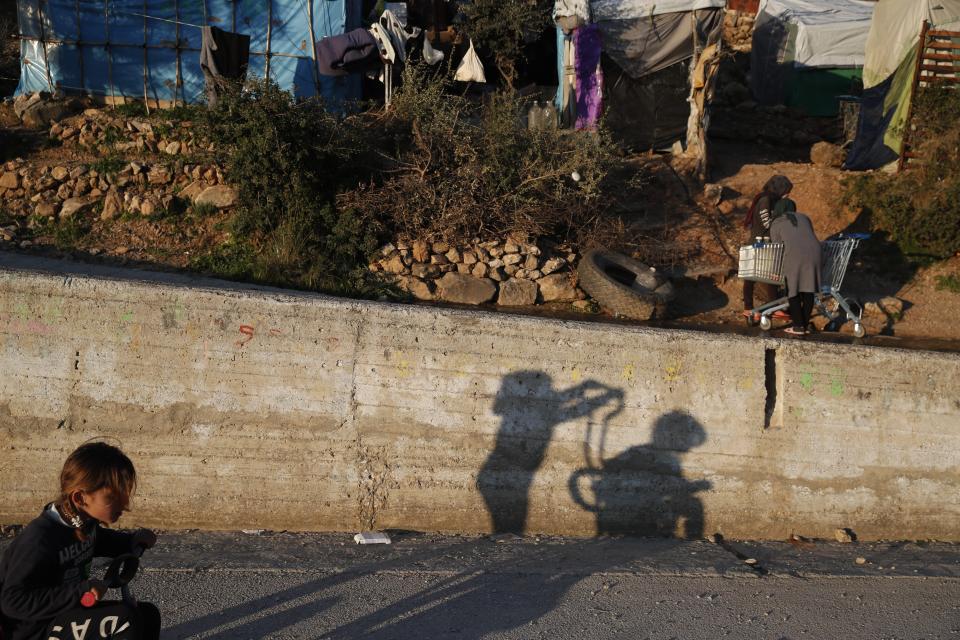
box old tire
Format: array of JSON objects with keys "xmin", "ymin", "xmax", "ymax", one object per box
[{"xmin": 577, "ymin": 249, "xmax": 674, "ymax": 320}]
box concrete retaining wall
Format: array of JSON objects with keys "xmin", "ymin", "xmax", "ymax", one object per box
[{"xmin": 1, "ymin": 255, "xmax": 958, "ymax": 540}]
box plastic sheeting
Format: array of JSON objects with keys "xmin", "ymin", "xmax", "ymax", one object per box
[
  {"xmin": 754, "ymin": 0, "xmax": 875, "ymax": 69},
  {"xmin": 14, "ymin": 0, "xmax": 362, "ymax": 104},
  {"xmin": 847, "ymin": 0, "xmax": 960, "ymax": 169},
  {"xmin": 862, "ymin": 0, "xmax": 960, "ymax": 88},
  {"xmin": 598, "ymin": 8, "xmax": 722, "ymax": 80},
  {"xmin": 590, "ymin": 0, "xmax": 724, "ymax": 20}
]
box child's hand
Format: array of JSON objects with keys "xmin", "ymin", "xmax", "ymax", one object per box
[{"xmin": 132, "ymin": 528, "xmax": 157, "ymax": 550}]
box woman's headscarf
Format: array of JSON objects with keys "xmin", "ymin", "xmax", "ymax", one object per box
[
  {"xmin": 743, "ymin": 175, "xmax": 794, "ymax": 229},
  {"xmin": 771, "ymin": 197, "xmax": 798, "ymax": 226}
]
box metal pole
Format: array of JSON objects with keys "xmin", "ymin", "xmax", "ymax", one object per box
[
  {"xmin": 265, "ymin": 0, "xmax": 273, "ymax": 81},
  {"xmin": 143, "ymin": 0, "xmax": 150, "ymax": 113},
  {"xmin": 174, "ymin": 0, "xmax": 182, "ymax": 105},
  {"xmin": 36, "ymin": 0, "xmax": 56, "ymax": 91},
  {"xmin": 306, "ymin": 0, "xmax": 320, "ymax": 95},
  {"xmin": 75, "ymin": 0, "xmax": 86, "ymax": 93},
  {"xmin": 104, "ymin": 0, "xmax": 118, "ymax": 103}
]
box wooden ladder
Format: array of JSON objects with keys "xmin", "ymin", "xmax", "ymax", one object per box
[{"xmin": 898, "ymin": 21, "xmax": 960, "ymax": 171}]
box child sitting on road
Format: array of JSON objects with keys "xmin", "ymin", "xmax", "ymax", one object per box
[{"xmin": 0, "ymin": 442, "xmax": 160, "ymax": 640}]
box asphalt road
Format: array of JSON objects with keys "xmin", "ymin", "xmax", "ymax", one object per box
[{"xmin": 14, "ymin": 531, "xmax": 955, "ymax": 640}]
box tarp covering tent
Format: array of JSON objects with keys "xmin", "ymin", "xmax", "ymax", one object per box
[
  {"xmin": 845, "ymin": 0, "xmax": 960, "ymax": 170},
  {"xmin": 751, "ymin": 0, "xmax": 875, "ymax": 116},
  {"xmin": 555, "ymin": 0, "xmax": 724, "ymax": 151},
  {"xmin": 14, "ymin": 0, "xmax": 362, "ymax": 104}
]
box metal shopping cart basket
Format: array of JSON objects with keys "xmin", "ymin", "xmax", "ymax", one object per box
[
  {"xmin": 816, "ymin": 235, "xmax": 865, "ymax": 337},
  {"xmin": 738, "ymin": 235, "xmax": 866, "ymax": 337}
]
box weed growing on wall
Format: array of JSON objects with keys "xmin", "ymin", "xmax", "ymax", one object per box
[{"xmin": 843, "ymin": 86, "xmax": 960, "ymax": 259}]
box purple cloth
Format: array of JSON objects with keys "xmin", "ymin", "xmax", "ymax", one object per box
[
  {"xmin": 574, "ymin": 24, "xmax": 603, "ymax": 130},
  {"xmin": 316, "ymin": 28, "xmax": 379, "ymax": 76}
]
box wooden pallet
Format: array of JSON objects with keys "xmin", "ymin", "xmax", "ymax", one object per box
[{"xmin": 898, "ymin": 22, "xmax": 960, "ymax": 171}]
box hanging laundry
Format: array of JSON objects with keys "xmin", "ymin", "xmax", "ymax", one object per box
[
  {"xmin": 423, "ymin": 36, "xmax": 445, "ymax": 65},
  {"xmin": 573, "ymin": 24, "xmax": 602, "ymax": 130},
  {"xmin": 379, "ymin": 10, "xmax": 422, "ymax": 65},
  {"xmin": 200, "ymin": 26, "xmax": 251, "ymax": 107},
  {"xmin": 316, "ymin": 28, "xmax": 380, "ymax": 76}
]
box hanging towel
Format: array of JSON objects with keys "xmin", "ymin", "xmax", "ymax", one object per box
[
  {"xmin": 573, "ymin": 24, "xmax": 602, "ymax": 130},
  {"xmin": 316, "ymin": 28, "xmax": 380, "ymax": 76},
  {"xmin": 200, "ymin": 26, "xmax": 251, "ymax": 107}
]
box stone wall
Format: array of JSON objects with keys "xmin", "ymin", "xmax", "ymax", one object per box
[{"xmin": 1, "ymin": 254, "xmax": 958, "ymax": 540}]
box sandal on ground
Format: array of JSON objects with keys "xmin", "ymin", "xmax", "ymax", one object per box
[{"xmin": 783, "ymin": 326, "xmax": 806, "ymax": 336}]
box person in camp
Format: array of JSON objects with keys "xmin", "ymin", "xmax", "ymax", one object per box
[
  {"xmin": 742, "ymin": 174, "xmax": 794, "ymax": 319},
  {"xmin": 0, "ymin": 442, "xmax": 160, "ymax": 640},
  {"xmin": 768, "ymin": 198, "xmax": 821, "ymax": 336}
]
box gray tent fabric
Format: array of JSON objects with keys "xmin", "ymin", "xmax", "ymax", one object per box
[
  {"xmin": 602, "ymin": 56, "xmax": 692, "ymax": 149},
  {"xmin": 598, "ymin": 9, "xmax": 722, "ymax": 80}
]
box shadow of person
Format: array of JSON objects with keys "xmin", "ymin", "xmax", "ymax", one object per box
[
  {"xmin": 477, "ymin": 371, "xmax": 625, "ymax": 534},
  {"xmin": 569, "ymin": 410, "xmax": 710, "ymax": 539}
]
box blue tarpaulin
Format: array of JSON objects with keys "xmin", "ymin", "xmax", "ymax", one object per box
[{"xmin": 14, "ymin": 0, "xmax": 362, "ymax": 104}]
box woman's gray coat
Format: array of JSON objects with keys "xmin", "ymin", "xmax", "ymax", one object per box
[{"xmin": 770, "ymin": 212, "xmax": 821, "ymax": 297}]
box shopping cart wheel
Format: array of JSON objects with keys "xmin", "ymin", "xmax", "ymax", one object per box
[
  {"xmin": 759, "ymin": 315, "xmax": 772, "ymax": 331},
  {"xmin": 852, "ymin": 323, "xmax": 865, "ymax": 338}
]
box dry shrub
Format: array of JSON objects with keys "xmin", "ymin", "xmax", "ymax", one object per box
[{"xmin": 339, "ymin": 64, "xmax": 639, "ymax": 250}]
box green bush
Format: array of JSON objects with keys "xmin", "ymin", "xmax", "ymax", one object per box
[
  {"xmin": 195, "ymin": 79, "xmax": 383, "ymax": 294},
  {"xmin": 843, "ymin": 86, "xmax": 960, "ymax": 258}
]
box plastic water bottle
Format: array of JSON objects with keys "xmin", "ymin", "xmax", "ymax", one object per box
[
  {"xmin": 528, "ymin": 101, "xmax": 542, "ymax": 130},
  {"xmin": 541, "ymin": 102, "xmax": 558, "ymax": 129}
]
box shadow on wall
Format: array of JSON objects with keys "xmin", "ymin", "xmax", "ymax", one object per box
[{"xmin": 477, "ymin": 371, "xmax": 710, "ymax": 538}]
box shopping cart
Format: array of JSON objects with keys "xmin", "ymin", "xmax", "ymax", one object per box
[{"xmin": 739, "ymin": 235, "xmax": 866, "ymax": 337}]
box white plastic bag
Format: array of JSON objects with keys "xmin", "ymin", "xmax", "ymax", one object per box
[
  {"xmin": 454, "ymin": 39, "xmax": 486, "ymax": 83},
  {"xmin": 423, "ymin": 36, "xmax": 445, "ymax": 65}
]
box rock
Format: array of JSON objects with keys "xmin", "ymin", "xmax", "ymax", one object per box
[
  {"xmin": 21, "ymin": 99, "xmax": 78, "ymax": 129},
  {"xmin": 878, "ymin": 296, "xmax": 904, "ymax": 317},
  {"xmin": 147, "ymin": 166, "xmax": 173, "ymax": 185},
  {"xmin": 523, "ymin": 254, "xmax": 539, "ymax": 270},
  {"xmin": 855, "ymin": 557, "xmax": 867, "ymax": 565},
  {"xmin": 101, "ymin": 189, "xmax": 123, "ymax": 220},
  {"xmin": 35, "ymin": 202, "xmax": 57, "ymax": 217},
  {"xmin": 115, "ymin": 246, "xmax": 130, "ymax": 255},
  {"xmin": 471, "ymin": 262, "xmax": 489, "ymax": 278},
  {"xmin": 69, "ymin": 165, "xmax": 88, "ymax": 180},
  {"xmin": 572, "ymin": 300, "xmax": 594, "ymax": 311},
  {"xmin": 382, "ymin": 254, "xmax": 406, "ymax": 275},
  {"xmin": 0, "ymin": 102, "xmax": 19, "ymax": 128},
  {"xmin": 179, "ymin": 180, "xmax": 207, "ymax": 202},
  {"xmin": 718, "ymin": 200, "xmax": 737, "ymax": 215},
  {"xmin": 195, "ymin": 185, "xmax": 237, "ymax": 208},
  {"xmin": 462, "ymin": 250, "xmax": 478, "ymax": 265},
  {"xmin": 504, "ymin": 265, "xmax": 520, "ymax": 276},
  {"xmin": 539, "ymin": 273, "xmax": 579, "ymax": 302},
  {"xmin": 0, "ymin": 172, "xmax": 20, "ymax": 189},
  {"xmin": 139, "ymin": 198, "xmax": 158, "ymax": 217},
  {"xmin": 411, "ymin": 240, "xmax": 430, "ymax": 263},
  {"xmin": 410, "ymin": 263, "xmax": 434, "ymax": 278},
  {"xmin": 432, "ymin": 241, "xmax": 449, "ymax": 254},
  {"xmin": 834, "ymin": 528, "xmax": 856, "ymax": 543},
  {"xmin": 164, "ymin": 141, "xmax": 182, "ymax": 155},
  {"xmin": 864, "ymin": 301, "xmax": 882, "ymax": 317},
  {"xmin": 488, "ymin": 267, "xmax": 506, "ymax": 282},
  {"xmin": 59, "ymin": 197, "xmax": 94, "ymax": 219},
  {"xmin": 489, "ymin": 246, "xmax": 505, "ymax": 258},
  {"xmin": 14, "ymin": 92, "xmax": 44, "ymax": 119},
  {"xmin": 503, "ymin": 242, "xmax": 520, "ymax": 254},
  {"xmin": 394, "ymin": 275, "xmax": 434, "ymax": 301},
  {"xmin": 810, "ymin": 141, "xmax": 846, "ymax": 168},
  {"xmin": 503, "ymin": 253, "xmax": 523, "ymax": 266},
  {"xmin": 497, "ymin": 279, "xmax": 538, "ymax": 306},
  {"xmin": 540, "ymin": 257, "xmax": 567, "ymax": 275},
  {"xmin": 704, "ymin": 183, "xmax": 723, "ymax": 205},
  {"xmin": 436, "ymin": 273, "xmax": 496, "ymax": 305},
  {"xmin": 445, "ymin": 248, "xmax": 461, "ymax": 263},
  {"xmin": 56, "ymin": 183, "xmax": 72, "ymax": 200},
  {"xmin": 524, "ymin": 245, "xmax": 541, "ymax": 256},
  {"xmin": 51, "ymin": 166, "xmax": 70, "ymax": 181}
]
